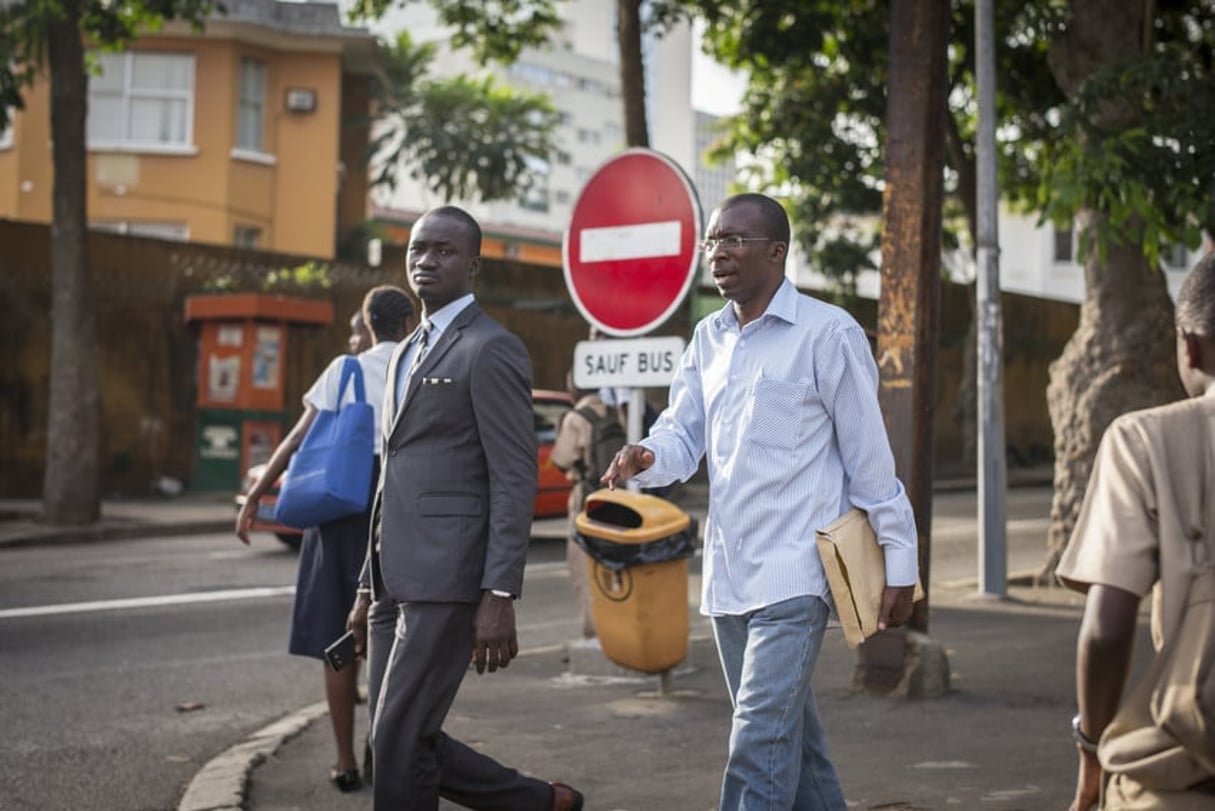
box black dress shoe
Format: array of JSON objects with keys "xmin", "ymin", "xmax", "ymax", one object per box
[
  {"xmin": 330, "ymin": 767, "xmax": 362, "ymax": 792},
  {"xmin": 549, "ymin": 781, "xmax": 584, "ymax": 811}
]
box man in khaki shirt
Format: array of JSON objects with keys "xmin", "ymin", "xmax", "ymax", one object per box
[
  {"xmin": 550, "ymin": 386, "xmax": 617, "ymax": 638},
  {"xmin": 1057, "ymin": 252, "xmax": 1215, "ymax": 810}
]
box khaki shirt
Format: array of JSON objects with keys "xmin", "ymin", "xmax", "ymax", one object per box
[
  {"xmin": 550, "ymin": 394, "xmax": 609, "ymax": 480},
  {"xmin": 1056, "ymin": 394, "xmax": 1215, "ymax": 651}
]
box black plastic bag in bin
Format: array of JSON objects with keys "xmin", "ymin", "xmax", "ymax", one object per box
[{"xmin": 572, "ymin": 490, "xmax": 698, "ymax": 572}]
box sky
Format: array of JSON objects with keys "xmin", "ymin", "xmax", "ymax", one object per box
[{"xmin": 689, "ymin": 21, "xmax": 745, "ymax": 117}]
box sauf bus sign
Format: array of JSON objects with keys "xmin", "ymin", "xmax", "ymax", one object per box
[
  {"xmin": 563, "ymin": 149, "xmax": 701, "ymax": 393},
  {"xmin": 573, "ymin": 335, "xmax": 686, "ymax": 390}
]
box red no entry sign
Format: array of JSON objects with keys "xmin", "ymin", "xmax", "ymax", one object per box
[{"xmin": 562, "ymin": 149, "xmax": 703, "ymax": 337}]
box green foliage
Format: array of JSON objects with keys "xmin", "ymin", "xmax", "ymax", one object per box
[
  {"xmin": 694, "ymin": 1, "xmax": 918, "ymax": 288},
  {"xmin": 369, "ymin": 32, "xmax": 560, "ymax": 204},
  {"xmin": 202, "ymin": 260, "xmax": 333, "ymax": 294},
  {"xmin": 0, "ymin": 0, "xmax": 218, "ymax": 128},
  {"xmin": 694, "ymin": 0, "xmax": 1212, "ymax": 279},
  {"xmin": 347, "ymin": 0, "xmax": 563, "ymax": 65},
  {"xmin": 1032, "ymin": 10, "xmax": 1215, "ymax": 265}
]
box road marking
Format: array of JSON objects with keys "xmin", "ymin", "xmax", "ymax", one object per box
[
  {"xmin": 580, "ymin": 220, "xmax": 681, "ymax": 262},
  {"xmin": 0, "ymin": 562, "xmax": 570, "ymax": 620},
  {"xmin": 0, "ymin": 585, "xmax": 296, "ymax": 619}
]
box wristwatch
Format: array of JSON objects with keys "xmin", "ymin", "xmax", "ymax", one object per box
[{"xmin": 1071, "ymin": 714, "xmax": 1099, "ymax": 753}]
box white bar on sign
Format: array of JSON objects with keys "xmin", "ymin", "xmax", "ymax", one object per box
[{"xmin": 580, "ymin": 220, "xmax": 681, "ymax": 263}]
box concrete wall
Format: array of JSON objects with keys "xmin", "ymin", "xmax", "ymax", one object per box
[
  {"xmin": 0, "ymin": 219, "xmax": 1074, "ymax": 497},
  {"xmin": 0, "ymin": 221, "xmax": 626, "ymax": 497}
]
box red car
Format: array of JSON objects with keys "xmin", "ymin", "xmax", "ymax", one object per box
[
  {"xmin": 531, "ymin": 389, "xmax": 575, "ymax": 518},
  {"xmin": 236, "ymin": 389, "xmax": 574, "ymax": 549}
]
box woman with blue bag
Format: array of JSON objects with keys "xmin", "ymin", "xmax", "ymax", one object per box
[{"xmin": 235, "ymin": 285, "xmax": 415, "ymax": 792}]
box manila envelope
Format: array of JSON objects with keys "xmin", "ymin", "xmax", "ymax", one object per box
[{"xmin": 815, "ymin": 507, "xmax": 924, "ymax": 648}]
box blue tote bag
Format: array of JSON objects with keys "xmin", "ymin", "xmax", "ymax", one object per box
[{"xmin": 275, "ymin": 357, "xmax": 375, "ymax": 529}]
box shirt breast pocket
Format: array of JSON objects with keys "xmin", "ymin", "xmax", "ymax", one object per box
[{"xmin": 750, "ymin": 376, "xmax": 809, "ymax": 449}]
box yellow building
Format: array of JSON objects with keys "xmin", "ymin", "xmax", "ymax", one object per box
[{"xmin": 0, "ymin": 0, "xmax": 377, "ymax": 259}]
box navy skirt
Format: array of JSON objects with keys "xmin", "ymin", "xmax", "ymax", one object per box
[{"xmin": 287, "ymin": 472, "xmax": 376, "ymax": 660}]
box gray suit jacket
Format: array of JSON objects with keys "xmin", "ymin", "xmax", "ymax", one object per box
[{"xmin": 367, "ymin": 303, "xmax": 537, "ymax": 604}]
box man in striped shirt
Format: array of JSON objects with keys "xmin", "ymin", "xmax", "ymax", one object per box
[{"xmin": 604, "ymin": 193, "xmax": 919, "ymax": 810}]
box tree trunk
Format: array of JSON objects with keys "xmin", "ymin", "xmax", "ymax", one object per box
[
  {"xmin": 1041, "ymin": 212, "xmax": 1181, "ymax": 576},
  {"xmin": 1038, "ymin": 0, "xmax": 1182, "ymax": 576},
  {"xmin": 42, "ymin": 3, "xmax": 101, "ymax": 525},
  {"xmin": 617, "ymin": 0, "xmax": 649, "ymax": 148}
]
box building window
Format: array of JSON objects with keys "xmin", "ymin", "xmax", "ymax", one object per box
[
  {"xmin": 519, "ymin": 189, "xmax": 550, "ymax": 212},
  {"xmin": 0, "ymin": 112, "xmax": 12, "ymax": 149},
  {"xmin": 237, "ymin": 59, "xmax": 266, "ymax": 152},
  {"xmin": 91, "ymin": 220, "xmax": 189, "ymax": 241},
  {"xmin": 1052, "ymin": 223, "xmax": 1074, "ymax": 263},
  {"xmin": 1163, "ymin": 242, "xmax": 1190, "ymax": 269},
  {"xmin": 88, "ymin": 51, "xmax": 194, "ymax": 150},
  {"xmin": 234, "ymin": 225, "xmax": 261, "ymax": 248},
  {"xmin": 519, "ymin": 155, "xmax": 551, "ymax": 213}
]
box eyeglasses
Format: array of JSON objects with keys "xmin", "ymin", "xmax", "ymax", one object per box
[{"xmin": 699, "ymin": 236, "xmax": 777, "ymax": 253}]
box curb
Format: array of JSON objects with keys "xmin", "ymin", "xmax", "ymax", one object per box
[
  {"xmin": 177, "ymin": 700, "xmax": 330, "ymax": 811},
  {"xmin": 174, "ymin": 637, "xmax": 719, "ymax": 811},
  {"xmin": 0, "ymin": 520, "xmax": 233, "ymax": 550}
]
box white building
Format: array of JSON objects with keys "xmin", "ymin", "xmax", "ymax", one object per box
[
  {"xmin": 996, "ymin": 211, "xmax": 1201, "ymax": 304},
  {"xmin": 788, "ymin": 208, "xmax": 1203, "ymax": 306},
  {"xmin": 363, "ymin": 0, "xmax": 697, "ymax": 241}
]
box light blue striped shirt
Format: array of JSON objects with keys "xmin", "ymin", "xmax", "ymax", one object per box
[{"xmin": 633, "ymin": 279, "xmax": 919, "ymax": 616}]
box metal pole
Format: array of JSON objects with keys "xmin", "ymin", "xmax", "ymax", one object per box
[
  {"xmin": 975, "ymin": 0, "xmax": 1007, "ymax": 597},
  {"xmin": 626, "ymin": 387, "xmax": 645, "ymax": 492}
]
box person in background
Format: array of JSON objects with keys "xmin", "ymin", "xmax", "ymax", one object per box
[
  {"xmin": 550, "ymin": 371, "xmax": 626, "ymax": 639},
  {"xmin": 602, "ymin": 193, "xmax": 918, "ymax": 810},
  {"xmin": 1057, "ymin": 253, "xmax": 1215, "ymax": 810},
  {"xmin": 236, "ymin": 285, "xmax": 415, "ymax": 793},
  {"xmin": 349, "ymin": 308, "xmax": 373, "ymax": 355},
  {"xmin": 347, "ymin": 206, "xmax": 583, "ymax": 810},
  {"xmin": 586, "ymin": 324, "xmax": 634, "ymax": 430}
]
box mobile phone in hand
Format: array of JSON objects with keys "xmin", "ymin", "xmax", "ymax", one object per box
[{"xmin": 324, "ymin": 630, "xmax": 357, "ymax": 672}]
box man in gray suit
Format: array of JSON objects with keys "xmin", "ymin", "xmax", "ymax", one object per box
[{"xmin": 347, "ymin": 206, "xmax": 583, "ymax": 810}]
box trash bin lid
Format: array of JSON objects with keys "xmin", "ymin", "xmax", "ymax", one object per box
[{"xmin": 574, "ymin": 488, "xmax": 691, "ymax": 544}]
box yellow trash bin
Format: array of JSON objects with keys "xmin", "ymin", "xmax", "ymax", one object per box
[{"xmin": 574, "ymin": 489, "xmax": 698, "ymax": 674}]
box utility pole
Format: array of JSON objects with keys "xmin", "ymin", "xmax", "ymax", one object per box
[
  {"xmin": 875, "ymin": 0, "xmax": 948, "ymax": 630},
  {"xmin": 858, "ymin": 0, "xmax": 951, "ymax": 697},
  {"xmin": 975, "ymin": 0, "xmax": 1008, "ymax": 597}
]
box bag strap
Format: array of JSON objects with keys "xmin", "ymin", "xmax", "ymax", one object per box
[{"xmin": 337, "ymin": 356, "xmax": 366, "ymax": 405}]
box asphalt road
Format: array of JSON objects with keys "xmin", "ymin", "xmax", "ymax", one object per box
[
  {"xmin": 0, "ymin": 531, "xmax": 576, "ymax": 811},
  {"xmin": 0, "ymin": 486, "xmax": 1057, "ymax": 811}
]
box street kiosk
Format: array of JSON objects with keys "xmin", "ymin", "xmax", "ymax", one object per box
[{"xmin": 184, "ymin": 293, "xmax": 332, "ymax": 491}]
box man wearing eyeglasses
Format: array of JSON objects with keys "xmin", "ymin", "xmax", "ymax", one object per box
[{"xmin": 603, "ymin": 193, "xmax": 918, "ymax": 810}]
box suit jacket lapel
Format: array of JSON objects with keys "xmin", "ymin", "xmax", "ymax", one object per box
[
  {"xmin": 384, "ymin": 327, "xmax": 417, "ymax": 440},
  {"xmin": 389, "ymin": 305, "xmax": 481, "ymax": 439}
]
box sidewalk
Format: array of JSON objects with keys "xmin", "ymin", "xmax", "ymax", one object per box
[
  {"xmin": 0, "ymin": 493, "xmax": 235, "ymax": 549},
  {"xmin": 3, "ymin": 473, "xmax": 1104, "ymax": 811},
  {"xmin": 231, "ymin": 583, "xmax": 1102, "ymax": 811}
]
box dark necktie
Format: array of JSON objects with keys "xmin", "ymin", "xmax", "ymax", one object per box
[{"xmin": 409, "ymin": 322, "xmax": 431, "ymax": 377}]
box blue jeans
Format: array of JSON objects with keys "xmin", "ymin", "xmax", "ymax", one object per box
[{"xmin": 712, "ymin": 595, "xmax": 845, "ymax": 811}]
